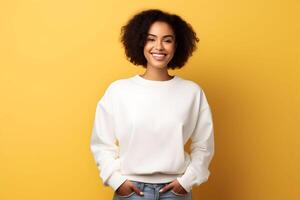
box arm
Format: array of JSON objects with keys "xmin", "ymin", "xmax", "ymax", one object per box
[
  {"xmin": 177, "ymin": 88, "xmax": 215, "ymax": 192},
  {"xmin": 90, "ymin": 84, "xmax": 127, "ymax": 191}
]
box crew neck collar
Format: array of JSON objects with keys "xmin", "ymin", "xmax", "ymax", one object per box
[{"xmin": 131, "ymin": 74, "xmax": 180, "ymax": 86}]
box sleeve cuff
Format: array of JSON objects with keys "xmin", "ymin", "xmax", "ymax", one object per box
[
  {"xmin": 177, "ymin": 165, "xmax": 210, "ymax": 193},
  {"xmin": 105, "ymin": 171, "xmax": 128, "ymax": 191},
  {"xmin": 177, "ymin": 173, "xmax": 193, "ymax": 193}
]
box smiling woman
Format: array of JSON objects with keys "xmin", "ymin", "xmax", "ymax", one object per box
[
  {"xmin": 90, "ymin": 9, "xmax": 214, "ymax": 200},
  {"xmin": 143, "ymin": 21, "xmax": 176, "ymax": 69},
  {"xmin": 120, "ymin": 9, "xmax": 199, "ymax": 70}
]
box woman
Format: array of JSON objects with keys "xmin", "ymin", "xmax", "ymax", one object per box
[{"xmin": 90, "ymin": 9, "xmax": 215, "ymax": 200}]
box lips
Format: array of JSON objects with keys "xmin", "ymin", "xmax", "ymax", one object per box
[{"xmin": 151, "ymin": 53, "xmax": 167, "ymax": 61}]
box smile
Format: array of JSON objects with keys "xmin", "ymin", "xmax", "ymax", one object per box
[{"xmin": 151, "ymin": 53, "xmax": 167, "ymax": 61}]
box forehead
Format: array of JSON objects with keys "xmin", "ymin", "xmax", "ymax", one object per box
[{"xmin": 147, "ymin": 21, "xmax": 175, "ymax": 37}]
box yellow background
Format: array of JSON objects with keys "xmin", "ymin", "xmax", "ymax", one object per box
[{"xmin": 1, "ymin": 0, "xmax": 299, "ymax": 200}]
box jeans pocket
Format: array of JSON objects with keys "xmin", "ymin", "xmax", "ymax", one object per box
[
  {"xmin": 115, "ymin": 191, "xmax": 135, "ymax": 198},
  {"xmin": 170, "ymin": 189, "xmax": 188, "ymax": 196},
  {"xmin": 114, "ymin": 180, "xmax": 140, "ymax": 198}
]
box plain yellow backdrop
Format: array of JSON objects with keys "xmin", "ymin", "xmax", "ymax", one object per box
[{"xmin": 0, "ymin": 0, "xmax": 299, "ymax": 200}]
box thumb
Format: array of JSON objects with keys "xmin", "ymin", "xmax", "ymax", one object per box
[
  {"xmin": 159, "ymin": 182, "xmax": 173, "ymax": 193},
  {"xmin": 130, "ymin": 184, "xmax": 144, "ymax": 196}
]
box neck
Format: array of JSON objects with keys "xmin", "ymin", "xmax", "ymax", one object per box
[{"xmin": 141, "ymin": 67, "xmax": 173, "ymax": 81}]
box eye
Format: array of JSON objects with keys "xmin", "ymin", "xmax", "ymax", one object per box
[
  {"xmin": 147, "ymin": 38, "xmax": 155, "ymax": 41},
  {"xmin": 164, "ymin": 40, "xmax": 173, "ymax": 43}
]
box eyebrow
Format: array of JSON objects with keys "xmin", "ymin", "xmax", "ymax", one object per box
[{"xmin": 147, "ymin": 34, "xmax": 174, "ymax": 39}]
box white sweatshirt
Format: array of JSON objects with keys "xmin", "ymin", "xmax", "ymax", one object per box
[{"xmin": 90, "ymin": 74, "xmax": 215, "ymax": 193}]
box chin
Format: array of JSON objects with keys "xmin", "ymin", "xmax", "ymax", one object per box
[
  {"xmin": 148, "ymin": 59, "xmax": 171, "ymax": 69},
  {"xmin": 149, "ymin": 63, "xmax": 168, "ymax": 69}
]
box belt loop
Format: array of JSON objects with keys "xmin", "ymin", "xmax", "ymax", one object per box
[{"xmin": 139, "ymin": 182, "xmax": 145, "ymax": 191}]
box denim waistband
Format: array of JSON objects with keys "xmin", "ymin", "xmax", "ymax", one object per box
[{"xmin": 130, "ymin": 180, "xmax": 172, "ymax": 190}]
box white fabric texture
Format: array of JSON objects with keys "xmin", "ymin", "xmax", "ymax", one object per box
[{"xmin": 90, "ymin": 74, "xmax": 215, "ymax": 192}]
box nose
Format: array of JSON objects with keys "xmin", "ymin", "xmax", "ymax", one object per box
[{"xmin": 155, "ymin": 40, "xmax": 164, "ymax": 50}]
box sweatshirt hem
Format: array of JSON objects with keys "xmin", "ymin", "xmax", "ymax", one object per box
[{"xmin": 123, "ymin": 173, "xmax": 182, "ymax": 184}]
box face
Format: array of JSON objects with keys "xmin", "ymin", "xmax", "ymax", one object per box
[{"xmin": 143, "ymin": 21, "xmax": 176, "ymax": 69}]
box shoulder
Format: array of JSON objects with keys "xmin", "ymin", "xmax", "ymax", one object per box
[
  {"xmin": 178, "ymin": 75, "xmax": 204, "ymax": 94},
  {"xmin": 107, "ymin": 76, "xmax": 132, "ymax": 89},
  {"xmin": 104, "ymin": 76, "xmax": 133, "ymax": 96},
  {"xmin": 178, "ymin": 76, "xmax": 211, "ymax": 108}
]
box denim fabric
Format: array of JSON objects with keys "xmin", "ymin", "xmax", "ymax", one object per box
[{"xmin": 113, "ymin": 180, "xmax": 192, "ymax": 200}]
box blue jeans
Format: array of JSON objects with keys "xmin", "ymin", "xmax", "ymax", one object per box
[{"xmin": 113, "ymin": 180, "xmax": 192, "ymax": 200}]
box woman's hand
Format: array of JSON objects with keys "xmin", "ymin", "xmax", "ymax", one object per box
[
  {"xmin": 159, "ymin": 179, "xmax": 188, "ymax": 195},
  {"xmin": 115, "ymin": 180, "xmax": 144, "ymax": 196}
]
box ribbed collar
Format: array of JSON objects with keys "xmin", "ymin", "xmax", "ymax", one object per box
[{"xmin": 131, "ymin": 74, "xmax": 180, "ymax": 87}]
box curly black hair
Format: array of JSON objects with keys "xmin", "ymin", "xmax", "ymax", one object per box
[{"xmin": 120, "ymin": 9, "xmax": 199, "ymax": 69}]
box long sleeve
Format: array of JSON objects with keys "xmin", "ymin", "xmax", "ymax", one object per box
[
  {"xmin": 177, "ymin": 88, "xmax": 215, "ymax": 192},
  {"xmin": 90, "ymin": 84, "xmax": 127, "ymax": 191}
]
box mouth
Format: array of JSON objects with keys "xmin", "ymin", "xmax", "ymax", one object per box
[{"xmin": 151, "ymin": 53, "xmax": 167, "ymax": 61}]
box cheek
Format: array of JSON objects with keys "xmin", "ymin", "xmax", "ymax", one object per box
[
  {"xmin": 143, "ymin": 44, "xmax": 151, "ymax": 54},
  {"xmin": 166, "ymin": 43, "xmax": 176, "ymax": 52},
  {"xmin": 167, "ymin": 46, "xmax": 176, "ymax": 57},
  {"xmin": 143, "ymin": 46, "xmax": 151, "ymax": 61}
]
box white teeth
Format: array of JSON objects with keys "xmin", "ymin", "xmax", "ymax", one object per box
[
  {"xmin": 153, "ymin": 53, "xmax": 165, "ymax": 57},
  {"xmin": 152, "ymin": 53, "xmax": 166, "ymax": 61}
]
